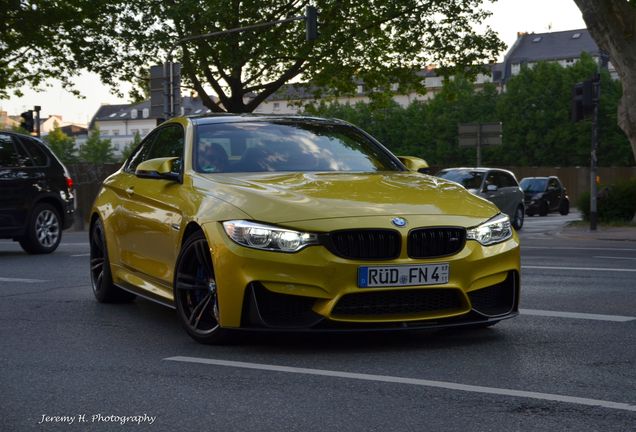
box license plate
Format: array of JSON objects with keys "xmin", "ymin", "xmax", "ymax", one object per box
[{"xmin": 358, "ymin": 263, "xmax": 449, "ymax": 288}]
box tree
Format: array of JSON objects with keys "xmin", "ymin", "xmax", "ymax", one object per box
[
  {"xmin": 573, "ymin": 0, "xmax": 636, "ymax": 162},
  {"xmin": 80, "ymin": 0, "xmax": 504, "ymax": 113},
  {"xmin": 80, "ymin": 129, "xmax": 116, "ymax": 163},
  {"xmin": 45, "ymin": 123, "xmax": 77, "ymax": 163},
  {"xmin": 0, "ymin": 1, "xmax": 115, "ymax": 98},
  {"xmin": 120, "ymin": 131, "xmax": 141, "ymax": 162}
]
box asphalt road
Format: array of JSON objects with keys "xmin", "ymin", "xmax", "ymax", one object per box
[{"xmin": 1, "ymin": 214, "xmax": 635, "ymax": 431}]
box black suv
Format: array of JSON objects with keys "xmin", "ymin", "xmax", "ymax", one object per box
[
  {"xmin": 0, "ymin": 131, "xmax": 75, "ymax": 253},
  {"xmin": 520, "ymin": 176, "xmax": 570, "ymax": 216}
]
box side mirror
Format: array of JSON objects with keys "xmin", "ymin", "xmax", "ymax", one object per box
[
  {"xmin": 486, "ymin": 184, "xmax": 498, "ymax": 192},
  {"xmin": 398, "ymin": 156, "xmax": 429, "ymax": 174},
  {"xmin": 135, "ymin": 157, "xmax": 181, "ymax": 182}
]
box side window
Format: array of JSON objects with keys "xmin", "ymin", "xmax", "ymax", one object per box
[
  {"xmin": 19, "ymin": 137, "xmax": 49, "ymax": 166},
  {"xmin": 500, "ymin": 172, "xmax": 517, "ymax": 188},
  {"xmin": 484, "ymin": 172, "xmax": 497, "ymax": 189},
  {"xmin": 548, "ymin": 178, "xmax": 559, "ymax": 190},
  {"xmin": 125, "ymin": 130, "xmax": 159, "ymax": 173},
  {"xmin": 145, "ymin": 125, "xmax": 185, "ymax": 173},
  {"xmin": 0, "ymin": 134, "xmax": 31, "ymax": 168}
]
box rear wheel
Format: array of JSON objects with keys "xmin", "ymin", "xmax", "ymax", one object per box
[
  {"xmin": 19, "ymin": 203, "xmax": 62, "ymax": 254},
  {"xmin": 512, "ymin": 205, "xmax": 524, "ymax": 230},
  {"xmin": 174, "ymin": 231, "xmax": 231, "ymax": 344},
  {"xmin": 90, "ymin": 218, "xmax": 136, "ymax": 303},
  {"xmin": 559, "ymin": 199, "xmax": 570, "ymax": 215}
]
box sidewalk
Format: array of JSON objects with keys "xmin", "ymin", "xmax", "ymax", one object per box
[{"xmin": 558, "ymin": 223, "xmax": 636, "ymax": 241}]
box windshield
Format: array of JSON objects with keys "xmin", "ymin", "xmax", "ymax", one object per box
[
  {"xmin": 520, "ymin": 178, "xmax": 548, "ymax": 193},
  {"xmin": 437, "ymin": 170, "xmax": 484, "ymax": 190},
  {"xmin": 194, "ymin": 121, "xmax": 402, "ymax": 173}
]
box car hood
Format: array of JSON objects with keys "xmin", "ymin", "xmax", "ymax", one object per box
[{"xmin": 193, "ymin": 172, "xmax": 497, "ymax": 224}]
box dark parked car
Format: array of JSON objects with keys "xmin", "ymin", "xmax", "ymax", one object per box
[
  {"xmin": 520, "ymin": 176, "xmax": 570, "ymax": 216},
  {"xmin": 0, "ymin": 131, "xmax": 75, "ymax": 253},
  {"xmin": 437, "ymin": 167, "xmax": 525, "ymax": 230}
]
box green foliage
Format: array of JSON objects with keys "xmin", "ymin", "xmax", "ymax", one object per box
[
  {"xmin": 305, "ymin": 55, "xmax": 634, "ymax": 168},
  {"xmin": 45, "ymin": 124, "xmax": 77, "ymax": 164},
  {"xmin": 493, "ymin": 54, "xmax": 633, "ymax": 166},
  {"xmin": 67, "ymin": 0, "xmax": 504, "ymax": 112},
  {"xmin": 120, "ymin": 131, "xmax": 141, "ymax": 162},
  {"xmin": 0, "ymin": 1, "xmax": 114, "ymax": 98},
  {"xmin": 578, "ymin": 179, "xmax": 636, "ymax": 223},
  {"xmin": 79, "ymin": 129, "xmax": 116, "ymax": 164}
]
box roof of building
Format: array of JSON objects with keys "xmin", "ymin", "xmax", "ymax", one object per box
[
  {"xmin": 505, "ymin": 28, "xmax": 600, "ymax": 64},
  {"xmin": 89, "ymin": 97, "xmax": 212, "ymax": 129}
]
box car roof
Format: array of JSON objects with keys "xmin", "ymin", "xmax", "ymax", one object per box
[
  {"xmin": 440, "ymin": 167, "xmax": 513, "ymax": 174},
  {"xmin": 186, "ymin": 113, "xmax": 350, "ymax": 126}
]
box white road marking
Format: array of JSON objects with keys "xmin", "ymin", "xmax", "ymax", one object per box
[
  {"xmin": 71, "ymin": 253, "xmax": 90, "ymax": 257},
  {"xmin": 520, "ymin": 309, "xmax": 635, "ymax": 322},
  {"xmin": 594, "ymin": 256, "xmax": 636, "ymax": 261},
  {"xmin": 164, "ymin": 356, "xmax": 636, "ymax": 412},
  {"xmin": 0, "ymin": 277, "xmax": 47, "ymax": 283},
  {"xmin": 523, "ymin": 246, "xmax": 636, "ymax": 252},
  {"xmin": 522, "ymin": 265, "xmax": 636, "ymax": 272}
]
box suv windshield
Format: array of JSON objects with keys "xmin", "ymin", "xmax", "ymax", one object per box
[
  {"xmin": 194, "ymin": 121, "xmax": 401, "ymax": 173},
  {"xmin": 437, "ymin": 170, "xmax": 485, "ymax": 190},
  {"xmin": 520, "ymin": 178, "xmax": 548, "ymax": 193}
]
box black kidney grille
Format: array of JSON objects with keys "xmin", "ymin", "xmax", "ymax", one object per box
[
  {"xmin": 332, "ymin": 289, "xmax": 463, "ymax": 317},
  {"xmin": 408, "ymin": 227, "xmax": 466, "ymax": 258},
  {"xmin": 327, "ymin": 229, "xmax": 400, "ymax": 260}
]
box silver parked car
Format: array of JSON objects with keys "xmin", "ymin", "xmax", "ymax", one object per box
[{"xmin": 437, "ymin": 167, "xmax": 525, "ymax": 230}]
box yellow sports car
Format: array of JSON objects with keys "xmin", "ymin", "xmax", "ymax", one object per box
[{"xmin": 90, "ymin": 115, "xmax": 520, "ymax": 344}]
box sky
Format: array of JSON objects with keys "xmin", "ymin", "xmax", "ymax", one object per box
[{"xmin": 0, "ymin": 0, "xmax": 587, "ymax": 125}]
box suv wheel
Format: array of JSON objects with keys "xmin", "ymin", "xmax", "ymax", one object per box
[
  {"xmin": 512, "ymin": 205, "xmax": 524, "ymax": 230},
  {"xmin": 19, "ymin": 203, "xmax": 62, "ymax": 254},
  {"xmin": 559, "ymin": 199, "xmax": 570, "ymax": 216}
]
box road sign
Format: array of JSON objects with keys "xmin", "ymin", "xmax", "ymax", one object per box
[{"xmin": 457, "ymin": 122, "xmax": 503, "ymax": 165}]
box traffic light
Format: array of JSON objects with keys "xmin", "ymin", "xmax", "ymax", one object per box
[
  {"xmin": 305, "ymin": 6, "xmax": 318, "ymax": 41},
  {"xmin": 571, "ymin": 79, "xmax": 594, "ymax": 122},
  {"xmin": 20, "ymin": 111, "xmax": 34, "ymax": 132}
]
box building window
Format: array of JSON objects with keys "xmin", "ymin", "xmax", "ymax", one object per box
[
  {"xmin": 273, "ymin": 102, "xmax": 280, "ymax": 111},
  {"xmin": 113, "ymin": 130, "xmax": 120, "ymax": 136},
  {"xmin": 101, "ymin": 130, "xmax": 109, "ymax": 136},
  {"xmin": 142, "ymin": 108, "xmax": 149, "ymax": 118},
  {"xmin": 131, "ymin": 129, "xmax": 139, "ymax": 135}
]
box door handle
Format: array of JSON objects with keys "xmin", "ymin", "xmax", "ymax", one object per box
[{"xmin": 125, "ymin": 186, "xmax": 135, "ymax": 195}]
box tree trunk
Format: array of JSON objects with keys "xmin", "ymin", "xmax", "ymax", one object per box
[{"xmin": 574, "ymin": 0, "xmax": 636, "ymax": 163}]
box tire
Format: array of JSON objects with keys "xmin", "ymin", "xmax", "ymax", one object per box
[
  {"xmin": 174, "ymin": 231, "xmax": 231, "ymax": 344},
  {"xmin": 538, "ymin": 201, "xmax": 549, "ymax": 216},
  {"xmin": 512, "ymin": 205, "xmax": 524, "ymax": 230},
  {"xmin": 19, "ymin": 203, "xmax": 62, "ymax": 254},
  {"xmin": 90, "ymin": 218, "xmax": 136, "ymax": 303},
  {"xmin": 559, "ymin": 199, "xmax": 570, "ymax": 216}
]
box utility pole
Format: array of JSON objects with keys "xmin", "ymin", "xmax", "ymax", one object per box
[
  {"xmin": 152, "ymin": 6, "xmax": 318, "ymax": 119},
  {"xmin": 34, "ymin": 105, "xmax": 41, "ymax": 138},
  {"xmin": 589, "ymin": 73, "xmax": 600, "ymax": 231}
]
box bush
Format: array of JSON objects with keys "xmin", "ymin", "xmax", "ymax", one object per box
[{"xmin": 578, "ymin": 178, "xmax": 636, "ymax": 223}]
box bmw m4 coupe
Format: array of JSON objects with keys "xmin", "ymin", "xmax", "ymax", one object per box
[{"xmin": 90, "ymin": 115, "xmax": 520, "ymax": 344}]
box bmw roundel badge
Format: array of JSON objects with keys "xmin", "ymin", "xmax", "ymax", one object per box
[{"xmin": 391, "ymin": 217, "xmax": 407, "ymax": 227}]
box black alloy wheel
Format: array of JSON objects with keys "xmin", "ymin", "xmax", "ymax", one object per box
[
  {"xmin": 90, "ymin": 218, "xmax": 136, "ymax": 303},
  {"xmin": 559, "ymin": 199, "xmax": 570, "ymax": 216},
  {"xmin": 512, "ymin": 205, "xmax": 524, "ymax": 230},
  {"xmin": 174, "ymin": 231, "xmax": 230, "ymax": 344}
]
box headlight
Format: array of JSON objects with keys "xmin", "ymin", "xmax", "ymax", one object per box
[
  {"xmin": 222, "ymin": 220, "xmax": 319, "ymax": 253},
  {"xmin": 466, "ymin": 214, "xmax": 513, "ymax": 246}
]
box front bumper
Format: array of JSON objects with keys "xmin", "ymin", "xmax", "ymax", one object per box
[{"xmin": 205, "ymin": 221, "xmax": 521, "ymax": 331}]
